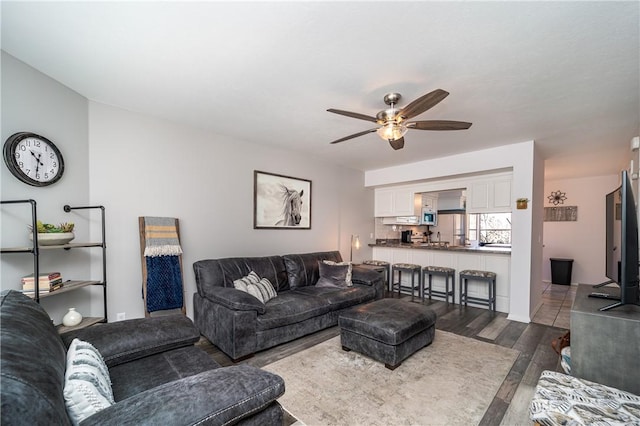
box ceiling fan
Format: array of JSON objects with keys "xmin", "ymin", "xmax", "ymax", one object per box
[{"xmin": 327, "ymin": 89, "xmax": 472, "ymax": 150}]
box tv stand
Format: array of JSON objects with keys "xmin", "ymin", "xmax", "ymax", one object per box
[{"xmin": 571, "ymin": 284, "xmax": 640, "ymax": 395}]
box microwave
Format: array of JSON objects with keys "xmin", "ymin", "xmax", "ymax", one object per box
[{"xmin": 421, "ymin": 209, "xmax": 437, "ymax": 226}]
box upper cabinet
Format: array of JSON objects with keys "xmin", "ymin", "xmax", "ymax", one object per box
[
  {"xmin": 374, "ymin": 171, "xmax": 513, "ymax": 217},
  {"xmin": 467, "ymin": 178, "xmax": 512, "ymax": 213},
  {"xmin": 421, "ymin": 194, "xmax": 438, "ymax": 212},
  {"xmin": 374, "ymin": 187, "xmax": 416, "ymax": 217}
]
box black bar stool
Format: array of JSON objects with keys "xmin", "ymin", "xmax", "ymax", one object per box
[
  {"xmin": 459, "ymin": 270, "xmax": 497, "ymax": 311},
  {"xmin": 362, "ymin": 260, "xmax": 391, "ymax": 291},
  {"xmin": 422, "ymin": 266, "xmax": 456, "ymax": 304},
  {"xmin": 391, "ymin": 263, "xmax": 422, "ymax": 301}
]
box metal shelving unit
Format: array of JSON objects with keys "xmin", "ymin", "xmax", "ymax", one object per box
[{"xmin": 1, "ymin": 200, "xmax": 107, "ymax": 327}]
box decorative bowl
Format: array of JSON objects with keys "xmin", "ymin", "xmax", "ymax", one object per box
[{"xmin": 29, "ymin": 232, "xmax": 75, "ymax": 246}]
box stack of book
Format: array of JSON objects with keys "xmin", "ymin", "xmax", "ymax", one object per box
[{"xmin": 21, "ymin": 272, "xmax": 63, "ymax": 296}]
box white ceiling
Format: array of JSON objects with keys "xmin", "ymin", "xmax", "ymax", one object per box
[{"xmin": 2, "ymin": 1, "xmax": 638, "ymax": 180}]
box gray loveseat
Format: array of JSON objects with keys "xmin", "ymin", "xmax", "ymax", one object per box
[
  {"xmin": 0, "ymin": 290, "xmax": 285, "ymax": 425},
  {"xmin": 193, "ymin": 250, "xmax": 385, "ymax": 361}
]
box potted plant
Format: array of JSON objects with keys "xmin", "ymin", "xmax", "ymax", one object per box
[{"xmin": 29, "ymin": 221, "xmax": 75, "ymax": 245}]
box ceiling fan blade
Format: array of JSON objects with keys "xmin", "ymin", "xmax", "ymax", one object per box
[
  {"xmin": 399, "ymin": 89, "xmax": 449, "ymax": 120},
  {"xmin": 389, "ymin": 137, "xmax": 405, "ymax": 150},
  {"xmin": 327, "ymin": 108, "xmax": 378, "ymax": 123},
  {"xmin": 408, "ymin": 120, "xmax": 472, "ymax": 130},
  {"xmin": 330, "ymin": 128, "xmax": 378, "ymax": 144}
]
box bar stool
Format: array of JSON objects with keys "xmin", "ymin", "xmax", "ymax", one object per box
[
  {"xmin": 459, "ymin": 270, "xmax": 497, "ymax": 312},
  {"xmin": 391, "ymin": 263, "xmax": 422, "ymax": 301},
  {"xmin": 422, "ymin": 266, "xmax": 456, "ymax": 304},
  {"xmin": 362, "ymin": 260, "xmax": 391, "ymax": 291}
]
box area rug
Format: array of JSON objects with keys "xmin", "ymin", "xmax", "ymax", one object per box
[{"xmin": 263, "ymin": 330, "xmax": 520, "ymax": 426}]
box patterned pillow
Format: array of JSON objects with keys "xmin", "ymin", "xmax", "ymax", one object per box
[
  {"xmin": 64, "ymin": 338, "xmax": 114, "ymax": 425},
  {"xmin": 251, "ymin": 278, "xmax": 277, "ymax": 303},
  {"xmin": 322, "ymin": 260, "xmax": 352, "ymax": 286},
  {"xmin": 233, "ymin": 271, "xmax": 261, "ymax": 292},
  {"xmin": 234, "ymin": 272, "xmax": 277, "ymax": 304},
  {"xmin": 316, "ymin": 261, "xmax": 351, "ymax": 288}
]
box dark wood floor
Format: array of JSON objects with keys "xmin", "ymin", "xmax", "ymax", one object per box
[{"xmin": 197, "ymin": 293, "xmax": 567, "ymax": 425}]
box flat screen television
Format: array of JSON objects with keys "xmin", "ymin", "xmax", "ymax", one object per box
[{"xmin": 592, "ymin": 170, "xmax": 640, "ymax": 311}]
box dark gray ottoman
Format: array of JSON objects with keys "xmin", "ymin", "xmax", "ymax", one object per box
[{"xmin": 339, "ymin": 298, "xmax": 437, "ymax": 370}]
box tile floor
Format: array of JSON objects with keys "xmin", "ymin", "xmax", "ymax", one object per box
[{"xmin": 531, "ymin": 282, "xmax": 577, "ymax": 329}]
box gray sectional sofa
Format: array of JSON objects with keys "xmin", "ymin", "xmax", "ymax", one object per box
[
  {"xmin": 193, "ymin": 250, "xmax": 385, "ymax": 361},
  {"xmin": 0, "ymin": 289, "xmax": 285, "ymax": 425}
]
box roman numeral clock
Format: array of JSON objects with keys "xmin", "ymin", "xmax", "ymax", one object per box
[{"xmin": 3, "ymin": 132, "xmax": 65, "ymax": 186}]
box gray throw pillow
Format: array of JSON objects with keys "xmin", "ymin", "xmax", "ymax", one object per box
[
  {"xmin": 322, "ymin": 260, "xmax": 352, "ymax": 286},
  {"xmin": 316, "ymin": 261, "xmax": 350, "ymax": 288}
]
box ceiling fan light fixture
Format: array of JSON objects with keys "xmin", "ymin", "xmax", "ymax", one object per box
[{"xmin": 376, "ymin": 122, "xmax": 408, "ymax": 141}]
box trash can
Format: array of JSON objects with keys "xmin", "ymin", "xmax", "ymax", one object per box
[{"xmin": 550, "ymin": 258, "xmax": 574, "ymax": 285}]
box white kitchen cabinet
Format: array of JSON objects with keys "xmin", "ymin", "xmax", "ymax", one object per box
[
  {"xmin": 421, "ymin": 194, "xmax": 438, "ymax": 212},
  {"xmin": 467, "ymin": 178, "xmax": 512, "ymax": 213},
  {"xmin": 374, "ymin": 187, "xmax": 415, "ymax": 217}
]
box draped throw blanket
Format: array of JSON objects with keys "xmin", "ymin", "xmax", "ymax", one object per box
[
  {"xmin": 142, "ymin": 217, "xmax": 183, "ymax": 313},
  {"xmin": 143, "ymin": 217, "xmax": 183, "ymax": 257}
]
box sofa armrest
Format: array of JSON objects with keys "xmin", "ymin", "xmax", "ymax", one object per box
[
  {"xmin": 80, "ymin": 365, "xmax": 285, "ymax": 426},
  {"xmin": 352, "ymin": 266, "xmax": 385, "ymax": 299},
  {"xmin": 60, "ymin": 315, "xmax": 200, "ymax": 367},
  {"xmin": 205, "ymin": 287, "xmax": 266, "ymax": 314}
]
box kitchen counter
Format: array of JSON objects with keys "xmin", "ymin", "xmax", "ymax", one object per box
[
  {"xmin": 371, "ymin": 242, "xmax": 512, "ymax": 313},
  {"xmin": 369, "ymin": 242, "xmax": 511, "ymax": 255}
]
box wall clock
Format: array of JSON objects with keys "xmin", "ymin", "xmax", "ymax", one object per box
[{"xmin": 3, "ymin": 132, "xmax": 65, "ymax": 187}]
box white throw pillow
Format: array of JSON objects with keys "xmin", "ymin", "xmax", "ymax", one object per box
[
  {"xmin": 256, "ymin": 277, "xmax": 277, "ymax": 301},
  {"xmin": 234, "ymin": 272, "xmax": 277, "ymax": 304},
  {"xmin": 233, "ymin": 270, "xmax": 261, "ymax": 292},
  {"xmin": 322, "ymin": 260, "xmax": 353, "ymax": 286},
  {"xmin": 64, "ymin": 338, "xmax": 114, "ymax": 425}
]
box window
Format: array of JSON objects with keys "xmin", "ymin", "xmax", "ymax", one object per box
[{"xmin": 467, "ymin": 213, "xmax": 511, "ymax": 244}]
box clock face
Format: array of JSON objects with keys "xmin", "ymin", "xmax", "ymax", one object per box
[{"xmin": 3, "ymin": 132, "xmax": 65, "ymax": 187}]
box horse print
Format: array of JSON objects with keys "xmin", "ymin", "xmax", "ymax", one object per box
[
  {"xmin": 275, "ymin": 185, "xmax": 304, "ymax": 226},
  {"xmin": 254, "ymin": 171, "xmax": 311, "ymax": 229}
]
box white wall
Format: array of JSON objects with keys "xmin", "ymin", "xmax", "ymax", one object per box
[
  {"xmin": 88, "ymin": 102, "xmax": 374, "ymax": 320},
  {"xmin": 543, "ymin": 174, "xmax": 619, "ymax": 285},
  {"xmin": 1, "ymin": 51, "xmax": 374, "ymax": 323},
  {"xmin": 1, "ymin": 52, "xmax": 95, "ymax": 324},
  {"xmin": 365, "ymin": 141, "xmax": 543, "ymax": 322}
]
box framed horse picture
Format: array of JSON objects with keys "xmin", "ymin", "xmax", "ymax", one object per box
[{"xmin": 254, "ymin": 170, "xmax": 311, "ymax": 229}]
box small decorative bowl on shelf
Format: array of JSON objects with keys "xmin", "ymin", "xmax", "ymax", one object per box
[
  {"xmin": 30, "ymin": 232, "xmax": 75, "ymax": 246},
  {"xmin": 28, "ymin": 221, "xmax": 75, "ymax": 246}
]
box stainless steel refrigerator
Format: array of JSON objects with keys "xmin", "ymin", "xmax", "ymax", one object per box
[{"xmin": 434, "ymin": 213, "xmax": 466, "ymax": 246}]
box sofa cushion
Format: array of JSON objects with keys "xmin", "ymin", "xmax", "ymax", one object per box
[
  {"xmin": 316, "ymin": 261, "xmax": 351, "ymax": 288},
  {"xmin": 0, "ymin": 290, "xmax": 70, "ymax": 424},
  {"xmin": 294, "ymin": 285, "xmax": 376, "ymax": 311},
  {"xmin": 194, "ymin": 256, "xmax": 290, "ymax": 297},
  {"xmin": 256, "ymin": 290, "xmax": 334, "ymax": 330},
  {"xmin": 282, "ymin": 251, "xmax": 343, "ymax": 288},
  {"xmin": 110, "ymin": 346, "xmax": 220, "ymax": 401},
  {"xmin": 64, "ymin": 339, "xmax": 114, "ymax": 424}
]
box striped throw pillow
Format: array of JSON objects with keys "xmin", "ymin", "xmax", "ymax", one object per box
[
  {"xmin": 234, "ymin": 272, "xmax": 277, "ymax": 304},
  {"xmin": 256, "ymin": 277, "xmax": 277, "ymax": 301},
  {"xmin": 64, "ymin": 338, "xmax": 114, "ymax": 425},
  {"xmin": 233, "ymin": 270, "xmax": 261, "ymax": 292}
]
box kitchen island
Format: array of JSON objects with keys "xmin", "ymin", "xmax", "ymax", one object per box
[{"xmin": 370, "ymin": 242, "xmax": 511, "ymax": 313}]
